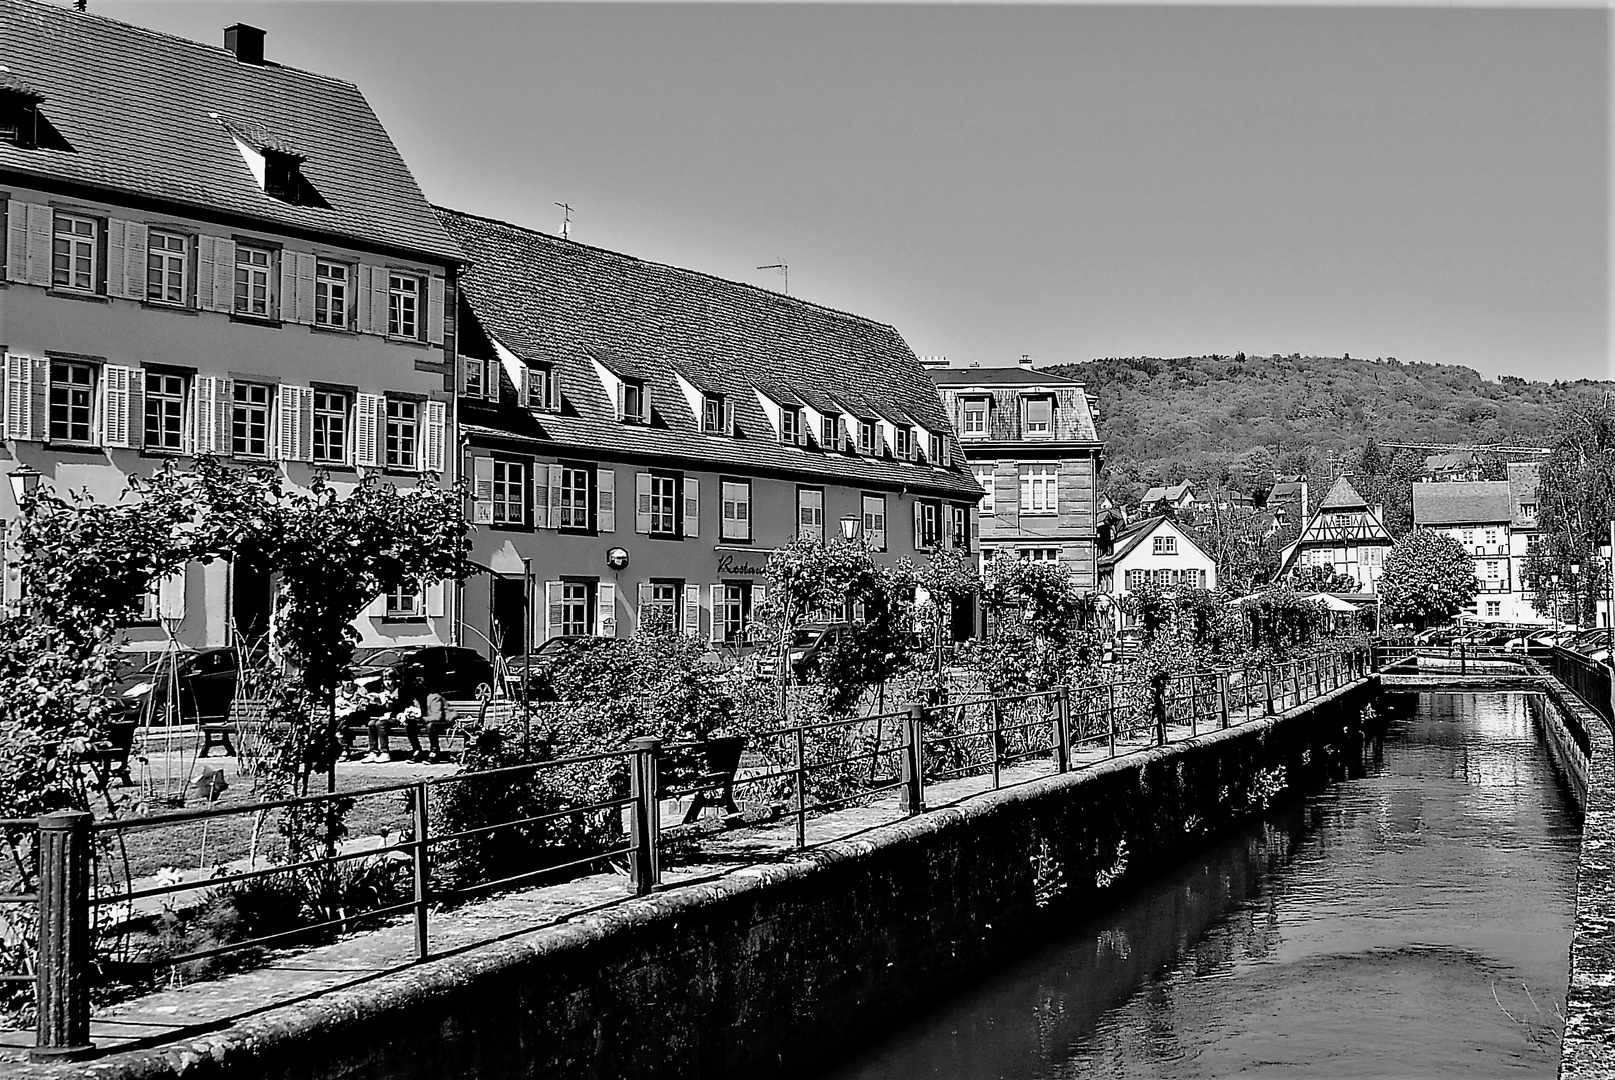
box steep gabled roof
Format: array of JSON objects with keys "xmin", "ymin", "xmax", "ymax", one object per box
[
  {"xmin": 1507, "ymin": 462, "xmax": 1541, "ymax": 529},
  {"xmin": 1100, "ymin": 515, "xmax": 1211, "ymax": 568},
  {"xmin": 0, "ymin": 0, "xmax": 459, "ymax": 262},
  {"xmin": 439, "ymin": 206, "xmax": 979, "ymax": 497},
  {"xmin": 1318, "ymin": 475, "xmax": 1370, "ymax": 510},
  {"xmin": 1411, "ymin": 481, "xmax": 1511, "ymax": 527}
]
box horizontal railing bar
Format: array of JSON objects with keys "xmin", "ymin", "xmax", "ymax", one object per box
[
  {"xmin": 436, "ymin": 846, "xmax": 636, "ymax": 899},
  {"xmin": 152, "ymin": 900, "xmax": 420, "ymax": 966},
  {"xmin": 95, "ymin": 840, "xmax": 419, "ymax": 906},
  {"xmin": 428, "ymin": 797, "xmax": 634, "ymax": 846}
]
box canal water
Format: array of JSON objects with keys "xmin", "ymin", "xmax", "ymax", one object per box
[{"xmin": 822, "ymin": 693, "xmax": 1582, "ymax": 1080}]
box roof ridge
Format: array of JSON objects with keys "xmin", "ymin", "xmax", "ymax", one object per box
[
  {"xmin": 1, "ymin": 0, "xmax": 361, "ymax": 91},
  {"xmin": 434, "ymin": 203, "xmax": 904, "ymax": 336}
]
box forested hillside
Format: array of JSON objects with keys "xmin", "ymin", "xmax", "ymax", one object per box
[{"xmin": 1045, "ymin": 355, "xmax": 1613, "ymax": 502}]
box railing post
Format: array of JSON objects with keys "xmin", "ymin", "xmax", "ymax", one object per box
[
  {"xmin": 411, "ymin": 781, "xmax": 430, "ymax": 961},
  {"xmin": 793, "ymin": 725, "xmax": 806, "ymax": 849},
  {"xmin": 1054, "ymin": 688, "xmax": 1071, "ymax": 774},
  {"xmin": 1218, "ymin": 672, "xmax": 1230, "ymax": 729},
  {"xmin": 1107, "ymin": 682, "xmax": 1117, "ymax": 756},
  {"xmin": 901, "ymin": 704, "xmax": 926, "ymax": 814},
  {"xmin": 1189, "ymin": 676, "xmax": 1198, "ymax": 737},
  {"xmin": 1460, "ymin": 641, "xmax": 1468, "ymax": 676},
  {"xmin": 1265, "ymin": 666, "xmax": 1275, "ymax": 715},
  {"xmin": 629, "ymin": 737, "xmax": 661, "ymax": 896},
  {"xmin": 990, "ymin": 698, "xmax": 1002, "ymax": 790},
  {"xmin": 33, "ymin": 811, "xmax": 92, "ymax": 1062}
]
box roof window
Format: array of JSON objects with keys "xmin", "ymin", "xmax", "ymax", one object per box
[
  {"xmin": 213, "ymin": 114, "xmax": 326, "ymax": 207},
  {"xmin": 0, "ymin": 69, "xmax": 44, "ymax": 149}
]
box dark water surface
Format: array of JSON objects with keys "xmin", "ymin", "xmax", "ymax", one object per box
[{"xmin": 821, "ymin": 693, "xmax": 1581, "ymax": 1080}]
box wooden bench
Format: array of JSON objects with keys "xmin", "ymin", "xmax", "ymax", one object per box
[
  {"xmin": 341, "ymin": 699, "xmax": 494, "ymax": 759},
  {"xmin": 79, "ymin": 720, "xmax": 136, "ymax": 789},
  {"xmin": 659, "ymin": 736, "xmax": 746, "ymax": 824},
  {"xmin": 200, "ymin": 699, "xmax": 272, "ymax": 758}
]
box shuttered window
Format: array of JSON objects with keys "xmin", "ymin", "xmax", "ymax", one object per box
[
  {"xmin": 49, "ymin": 360, "xmax": 95, "ymax": 444},
  {"xmin": 231, "ymin": 383, "xmax": 271, "ymax": 458},
  {"xmin": 385, "ymin": 398, "xmax": 418, "ymax": 470},
  {"xmin": 51, "ymin": 213, "xmax": 98, "ymax": 293},
  {"xmin": 146, "ymin": 230, "xmax": 188, "ymax": 305},
  {"xmin": 144, "ymin": 371, "xmax": 186, "ymax": 452},
  {"xmin": 313, "ymin": 390, "xmax": 347, "ymax": 463},
  {"xmin": 388, "ymin": 272, "xmax": 421, "ymax": 339},
  {"xmin": 315, "ymin": 260, "xmax": 351, "ymax": 328},
  {"xmin": 234, "ymin": 244, "xmax": 275, "ymax": 318}
]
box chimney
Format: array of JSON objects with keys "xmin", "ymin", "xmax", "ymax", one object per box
[
  {"xmin": 225, "ymin": 24, "xmax": 266, "ymax": 65},
  {"xmin": 1019, "ymin": 354, "xmax": 1034, "ymax": 368}
]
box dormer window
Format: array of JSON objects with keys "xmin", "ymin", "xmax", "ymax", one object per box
[
  {"xmin": 928, "ymin": 433, "xmax": 946, "ymax": 465},
  {"xmin": 702, "ymin": 392, "xmax": 732, "ymax": 435},
  {"xmin": 619, "ymin": 379, "xmax": 648, "ymax": 425},
  {"xmin": 0, "ymin": 91, "xmax": 39, "ymax": 148},
  {"xmin": 821, "ymin": 415, "xmax": 839, "ymax": 448},
  {"xmin": 857, "ymin": 420, "xmax": 876, "ymax": 454},
  {"xmin": 780, "ymin": 407, "xmax": 804, "ymax": 445},
  {"xmin": 1025, "ymin": 396, "xmax": 1054, "ymax": 439},
  {"xmin": 893, "ymin": 427, "xmax": 913, "ymax": 460},
  {"xmin": 961, "ymin": 397, "xmax": 990, "ymax": 439},
  {"xmin": 263, "ymin": 149, "xmax": 310, "ymax": 203}
]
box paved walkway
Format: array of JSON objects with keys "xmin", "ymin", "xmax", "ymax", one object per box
[{"xmin": 0, "ymin": 679, "xmax": 1357, "ymax": 1065}]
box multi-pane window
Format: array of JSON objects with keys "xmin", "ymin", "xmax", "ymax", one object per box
[
  {"xmin": 649, "ymin": 475, "xmax": 679, "ymax": 536},
  {"xmin": 385, "ymin": 398, "xmax": 418, "ymax": 470},
  {"xmin": 52, "ymin": 213, "xmax": 98, "ymax": 292},
  {"xmin": 949, "ymin": 505, "xmax": 969, "ymax": 550},
  {"xmin": 143, "ymin": 371, "xmax": 186, "ymax": 451},
  {"xmin": 622, "ymin": 380, "xmax": 646, "ymax": 424},
  {"xmin": 48, "ymin": 361, "xmax": 95, "ymax": 443},
  {"xmin": 857, "ymin": 420, "xmax": 876, "ymax": 454},
  {"xmin": 929, "ymin": 433, "xmax": 945, "ymax": 463},
  {"xmin": 559, "ymin": 466, "xmax": 591, "ymax": 530},
  {"xmin": 234, "ymin": 244, "xmax": 274, "ymax": 317},
  {"xmin": 1025, "ymin": 396, "xmax": 1053, "ymax": 437},
  {"xmin": 962, "ymin": 399, "xmax": 989, "ymax": 437},
  {"xmin": 1020, "ymin": 548, "xmax": 1059, "ymax": 563},
  {"xmin": 1125, "ymin": 569, "xmax": 1149, "ymax": 591},
  {"xmin": 1520, "ymin": 503, "xmax": 1537, "ymax": 522},
  {"xmin": 719, "ymin": 584, "xmax": 751, "ymax": 643},
  {"xmin": 1020, "ymin": 466, "xmax": 1058, "ymax": 515},
  {"xmin": 894, "ymin": 427, "xmax": 912, "ymax": 459},
  {"xmin": 974, "ymin": 467, "xmax": 995, "ymax": 514},
  {"xmin": 388, "ymin": 273, "xmax": 421, "ymax": 339},
  {"xmin": 315, "ymin": 260, "xmax": 350, "ymax": 329},
  {"xmin": 146, "ymin": 230, "xmax": 188, "ymax": 305},
  {"xmin": 561, "ymin": 582, "xmax": 592, "ymax": 637},
  {"xmin": 917, "ymin": 500, "xmax": 941, "ymax": 549},
  {"xmin": 861, "ymin": 494, "xmax": 887, "ymax": 551},
  {"xmin": 702, "ymin": 394, "xmax": 724, "ymax": 434},
  {"xmin": 1152, "ymin": 535, "xmax": 1178, "ymax": 555},
  {"xmin": 1484, "ymin": 528, "xmax": 1500, "ymax": 547},
  {"xmin": 721, "ymin": 480, "xmax": 751, "ymax": 541},
  {"xmin": 385, "ymin": 583, "xmax": 424, "ymax": 619},
  {"xmin": 648, "ymin": 581, "xmax": 681, "ymax": 630},
  {"xmin": 313, "ymin": 390, "xmax": 347, "ymax": 464},
  {"xmin": 798, "ymin": 487, "xmax": 825, "ymax": 542},
  {"xmin": 1485, "ymin": 560, "xmax": 1502, "ymax": 581},
  {"xmin": 492, "ymin": 459, "xmax": 526, "ymax": 525},
  {"xmin": 821, "ymin": 416, "xmax": 839, "ymax": 448},
  {"xmin": 231, "ymin": 382, "xmax": 270, "ymax": 457},
  {"xmin": 780, "ymin": 408, "xmax": 803, "ymax": 445},
  {"xmin": 1486, "ymin": 601, "xmax": 1502, "ymax": 618}
]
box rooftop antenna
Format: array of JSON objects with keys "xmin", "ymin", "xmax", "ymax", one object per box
[
  {"xmin": 555, "ymin": 202, "xmax": 573, "ymax": 241},
  {"xmin": 758, "ymin": 261, "xmax": 788, "ymax": 295}
]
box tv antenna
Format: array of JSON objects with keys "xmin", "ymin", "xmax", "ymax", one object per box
[
  {"xmin": 555, "ymin": 202, "xmax": 573, "ymax": 241},
  {"xmin": 758, "ymin": 261, "xmax": 788, "ymax": 295}
]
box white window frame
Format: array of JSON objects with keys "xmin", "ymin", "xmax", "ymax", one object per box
[
  {"xmin": 314, "ymin": 259, "xmax": 352, "ymax": 329},
  {"xmin": 385, "ymin": 398, "xmax": 419, "ymax": 470},
  {"xmin": 820, "ymin": 415, "xmax": 838, "ymax": 447},
  {"xmin": 559, "ymin": 465, "xmax": 592, "ymax": 530},
  {"xmin": 780, "ymin": 407, "xmax": 803, "ymax": 445},
  {"xmin": 143, "ymin": 370, "xmax": 187, "ymax": 452},
  {"xmin": 51, "ymin": 212, "xmax": 99, "ymax": 293},
  {"xmin": 861, "ymin": 493, "xmax": 887, "ymax": 551},
  {"xmin": 388, "ymin": 272, "xmax": 422, "ymax": 339},
  {"xmin": 974, "ymin": 468, "xmax": 995, "ymax": 514},
  {"xmin": 649, "ymin": 474, "xmax": 680, "ymax": 537},
  {"xmin": 385, "ymin": 582, "xmax": 424, "ymax": 619},
  {"xmin": 231, "ymin": 382, "xmax": 271, "ymax": 458},
  {"xmin": 858, "ymin": 420, "xmax": 876, "ymax": 454},
  {"xmin": 146, "ymin": 229, "xmax": 188, "ymax": 306},
  {"xmin": 561, "ymin": 581, "xmax": 593, "ymax": 637},
  {"xmin": 48, "ymin": 360, "xmax": 97, "ymax": 445},
  {"xmin": 702, "ymin": 394, "xmax": 724, "ymax": 434},
  {"xmin": 234, "ymin": 243, "xmax": 275, "ymax": 319},
  {"xmin": 1020, "ymin": 465, "xmax": 1058, "ymax": 515},
  {"xmin": 962, "ymin": 398, "xmax": 989, "ymax": 438},
  {"xmin": 312, "ymin": 389, "xmax": 348, "ymax": 464},
  {"xmin": 1024, "ymin": 395, "xmax": 1054, "ymax": 438},
  {"xmin": 721, "ymin": 479, "xmax": 751, "ymax": 541},
  {"xmin": 719, "ymin": 583, "xmax": 751, "ymax": 643},
  {"xmin": 1153, "ymin": 535, "xmax": 1178, "ymax": 555},
  {"xmin": 493, "ymin": 458, "xmax": 527, "ymax": 526},
  {"xmin": 622, "ymin": 380, "xmax": 647, "ymax": 425}
]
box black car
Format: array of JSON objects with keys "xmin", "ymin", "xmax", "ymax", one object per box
[
  {"xmin": 111, "ymin": 647, "xmax": 239, "ymax": 724},
  {"xmin": 506, "ymin": 636, "xmax": 629, "ymax": 701},
  {"xmin": 351, "ymin": 645, "xmax": 498, "ymax": 701}
]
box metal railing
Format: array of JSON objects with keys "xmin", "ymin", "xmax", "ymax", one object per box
[
  {"xmin": 1544, "ymin": 647, "xmax": 1613, "ymax": 727},
  {"xmin": 8, "ymin": 646, "xmax": 1376, "ymax": 1059}
]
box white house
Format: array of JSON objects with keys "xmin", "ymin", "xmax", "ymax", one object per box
[{"xmin": 1098, "ymin": 515, "xmax": 1217, "ymax": 626}]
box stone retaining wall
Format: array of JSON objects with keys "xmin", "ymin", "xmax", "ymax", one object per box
[{"xmin": 15, "ymin": 679, "xmax": 1376, "ymax": 1080}]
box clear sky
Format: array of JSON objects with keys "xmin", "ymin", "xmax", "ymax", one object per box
[{"xmin": 106, "ymin": 2, "xmax": 1610, "ymax": 381}]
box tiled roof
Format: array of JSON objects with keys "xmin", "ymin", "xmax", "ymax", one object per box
[
  {"xmin": 1411, "ymin": 481, "xmax": 1512, "ymax": 526},
  {"xmin": 1100, "ymin": 515, "xmax": 1210, "ymax": 568},
  {"xmin": 1318, "ymin": 475, "xmax": 1369, "ymax": 510},
  {"xmin": 1269, "ymin": 480, "xmax": 1304, "ymax": 499},
  {"xmin": 1140, "ymin": 482, "xmax": 1193, "ymax": 504},
  {"xmin": 930, "ymin": 366, "xmax": 1083, "ymax": 387},
  {"xmin": 0, "ymin": 0, "xmax": 460, "ymax": 262},
  {"xmin": 1507, "ymin": 463, "xmax": 1540, "ymax": 529},
  {"xmin": 438, "ymin": 207, "xmax": 980, "ymax": 499}
]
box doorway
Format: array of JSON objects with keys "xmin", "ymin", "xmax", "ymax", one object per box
[
  {"xmin": 492, "ymin": 576, "xmax": 528, "ymax": 657},
  {"xmin": 231, "ymin": 559, "xmax": 272, "ymax": 646}
]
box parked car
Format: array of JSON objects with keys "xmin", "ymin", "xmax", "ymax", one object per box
[
  {"xmin": 781, "ymin": 622, "xmax": 854, "ymax": 682},
  {"xmin": 350, "ymin": 645, "xmax": 497, "ymax": 701},
  {"xmin": 111, "ymin": 647, "xmax": 239, "ymax": 724},
  {"xmin": 505, "ymin": 636, "xmax": 630, "ymax": 701},
  {"xmin": 1503, "ymin": 629, "xmax": 1557, "ymax": 652}
]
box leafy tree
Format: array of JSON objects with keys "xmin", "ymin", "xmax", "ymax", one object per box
[
  {"xmin": 1378, "ymin": 529, "xmax": 1479, "ymax": 628},
  {"xmin": 1290, "ymin": 564, "xmax": 1360, "ymax": 594},
  {"xmin": 981, "ymin": 554, "xmax": 1081, "ymax": 646},
  {"xmin": 1528, "ymin": 393, "xmax": 1615, "ymax": 624}
]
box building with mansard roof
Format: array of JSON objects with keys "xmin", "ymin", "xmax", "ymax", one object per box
[
  {"xmin": 436, "ymin": 207, "xmax": 981, "ymax": 654},
  {"xmin": 1409, "ymin": 466, "xmax": 1547, "ymax": 624},
  {"xmin": 1275, "ymin": 476, "xmax": 1393, "ymax": 594},
  {"xmin": 0, "ymin": 0, "xmax": 460, "ymax": 655}
]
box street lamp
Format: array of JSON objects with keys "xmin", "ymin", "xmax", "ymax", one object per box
[
  {"xmin": 1572, "ymin": 562, "xmax": 1583, "ymax": 630},
  {"xmin": 7, "ymin": 464, "xmax": 40, "ymax": 507},
  {"xmin": 1551, "ymin": 573, "xmax": 1561, "ymax": 636}
]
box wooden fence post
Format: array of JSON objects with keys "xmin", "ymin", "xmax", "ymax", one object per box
[
  {"xmin": 901, "ymin": 704, "xmax": 926, "ymax": 814},
  {"xmin": 1054, "ymin": 688, "xmax": 1071, "ymax": 773},
  {"xmin": 33, "ymin": 811, "xmax": 92, "ymax": 1062},
  {"xmin": 629, "ymin": 737, "xmax": 661, "ymax": 895}
]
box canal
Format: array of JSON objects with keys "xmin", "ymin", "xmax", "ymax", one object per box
[{"xmin": 821, "ymin": 692, "xmax": 1582, "ymax": 1079}]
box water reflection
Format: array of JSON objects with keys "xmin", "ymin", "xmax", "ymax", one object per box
[{"xmin": 822, "ymin": 693, "xmax": 1580, "ymax": 1080}]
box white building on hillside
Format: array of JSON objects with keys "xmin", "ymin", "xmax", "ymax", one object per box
[{"xmin": 1099, "ymin": 516, "xmax": 1217, "ymax": 627}]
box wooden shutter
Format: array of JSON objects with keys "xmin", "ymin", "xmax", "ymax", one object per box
[
  {"xmin": 195, "ymin": 235, "xmax": 217, "ymax": 310},
  {"xmin": 544, "ymin": 581, "xmax": 564, "ymax": 641},
  {"xmin": 106, "ymin": 219, "xmax": 127, "ymax": 299},
  {"xmin": 278, "ymin": 250, "xmax": 296, "ymax": 321},
  {"xmin": 123, "ymin": 222, "xmax": 148, "ymax": 300},
  {"xmin": 353, "ymin": 392, "xmax": 383, "ymax": 467},
  {"xmin": 425, "ymin": 580, "xmax": 446, "ymax": 619},
  {"xmin": 24, "ymin": 204, "xmax": 50, "ymax": 287},
  {"xmin": 356, "ymin": 265, "xmax": 372, "ymax": 332},
  {"xmin": 682, "ymin": 477, "xmax": 700, "ymax": 538},
  {"xmin": 913, "ymin": 500, "xmax": 925, "ymax": 550},
  {"xmin": 5, "ymin": 354, "xmax": 32, "ymax": 441},
  {"xmin": 636, "ymin": 583, "xmax": 653, "ymax": 631},
  {"xmin": 26, "ymin": 357, "xmax": 47, "ymax": 443},
  {"xmin": 597, "ymin": 582, "xmax": 617, "ymax": 638},
  {"xmin": 212, "ymin": 238, "xmax": 236, "ymax": 311},
  {"xmin": 682, "ymin": 584, "xmax": 701, "ymax": 639},
  {"xmin": 546, "ymin": 369, "xmax": 561, "ymax": 412},
  {"xmin": 191, "ymin": 375, "xmax": 217, "ymax": 453},
  {"xmin": 277, "ymin": 385, "xmax": 304, "ymax": 461},
  {"xmin": 471, "ymin": 456, "xmax": 494, "ymax": 524},
  {"xmin": 100, "ymin": 365, "xmax": 135, "ymax": 448},
  {"xmin": 708, "ymin": 584, "xmax": 723, "ymax": 644},
  {"xmin": 296, "ymin": 386, "xmax": 315, "ymax": 462},
  {"xmin": 427, "ymin": 274, "xmax": 445, "ymax": 345},
  {"xmin": 370, "ymin": 268, "xmax": 390, "ymax": 335},
  {"xmin": 533, "ymin": 464, "xmax": 552, "ymax": 529},
  {"xmin": 295, "ymin": 253, "xmax": 317, "ymax": 324},
  {"xmin": 543, "ymin": 463, "xmax": 561, "ymax": 529},
  {"xmin": 423, "ymin": 400, "xmax": 447, "ymax": 474},
  {"xmin": 970, "ymin": 512, "xmax": 980, "ymax": 550},
  {"xmin": 4, "ymin": 200, "xmax": 27, "ymax": 284},
  {"xmin": 597, "ymin": 467, "xmax": 616, "ymax": 532},
  {"xmin": 722, "ymin": 398, "xmax": 735, "ymax": 437},
  {"xmin": 635, "ymin": 472, "xmax": 652, "ymax": 533},
  {"xmin": 614, "ymin": 382, "xmax": 626, "ymax": 422}
]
